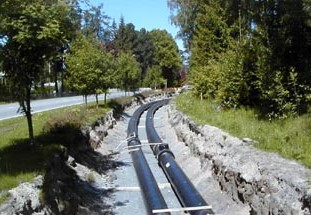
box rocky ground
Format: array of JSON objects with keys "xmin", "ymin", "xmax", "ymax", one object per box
[
  {"xmin": 1, "ymin": 96, "xmax": 311, "ymax": 215},
  {"xmin": 168, "ymin": 103, "xmax": 311, "ymax": 215}
]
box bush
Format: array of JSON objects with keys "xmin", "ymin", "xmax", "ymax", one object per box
[
  {"xmin": 42, "ymin": 109, "xmax": 87, "ymax": 147},
  {"xmin": 43, "ymin": 110, "xmax": 84, "ymax": 134},
  {"xmin": 260, "ymin": 69, "xmax": 311, "ymax": 119}
]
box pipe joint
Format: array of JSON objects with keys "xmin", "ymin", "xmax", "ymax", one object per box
[
  {"xmin": 156, "ymin": 149, "xmax": 175, "ymax": 161},
  {"xmin": 128, "ymin": 136, "xmax": 141, "ymax": 147}
]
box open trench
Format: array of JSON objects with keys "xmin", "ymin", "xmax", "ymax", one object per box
[
  {"xmin": 1, "ymin": 97, "xmax": 311, "ymax": 215},
  {"xmin": 95, "ymin": 99, "xmax": 250, "ymax": 214}
]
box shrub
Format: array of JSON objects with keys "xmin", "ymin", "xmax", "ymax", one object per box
[
  {"xmin": 260, "ymin": 69, "xmax": 311, "ymax": 119},
  {"xmin": 43, "ymin": 109, "xmax": 85, "ymax": 134}
]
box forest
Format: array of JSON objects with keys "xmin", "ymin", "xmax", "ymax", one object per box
[{"xmin": 169, "ymin": 0, "xmax": 311, "ymax": 119}]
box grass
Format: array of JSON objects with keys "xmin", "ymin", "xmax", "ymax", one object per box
[
  {"xmin": 0, "ymin": 192, "xmax": 11, "ymax": 205},
  {"xmin": 86, "ymin": 172, "xmax": 95, "ymax": 183},
  {"xmin": 175, "ymin": 93, "xmax": 311, "ymax": 168},
  {"xmin": 0, "ymin": 91, "xmax": 155, "ymax": 205},
  {"xmin": 0, "ymin": 101, "xmax": 111, "ymax": 205}
]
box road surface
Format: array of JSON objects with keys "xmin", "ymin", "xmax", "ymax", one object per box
[{"xmin": 0, "ymin": 89, "xmax": 147, "ymax": 121}]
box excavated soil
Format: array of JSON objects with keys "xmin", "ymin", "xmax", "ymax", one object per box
[{"xmin": 168, "ymin": 103, "xmax": 311, "ymax": 215}]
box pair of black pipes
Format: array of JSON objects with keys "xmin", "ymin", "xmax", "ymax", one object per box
[{"xmin": 127, "ymin": 99, "xmax": 214, "ymax": 215}]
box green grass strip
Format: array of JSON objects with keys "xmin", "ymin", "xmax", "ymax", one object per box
[
  {"xmin": 175, "ymin": 93, "xmax": 311, "ymax": 168},
  {"xmin": 0, "ymin": 101, "xmax": 110, "ymax": 199}
]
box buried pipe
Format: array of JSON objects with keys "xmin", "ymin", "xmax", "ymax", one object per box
[
  {"xmin": 146, "ymin": 100, "xmax": 214, "ymax": 215},
  {"xmin": 127, "ymin": 101, "xmax": 169, "ymax": 215}
]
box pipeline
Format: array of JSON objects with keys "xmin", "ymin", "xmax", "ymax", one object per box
[
  {"xmin": 146, "ymin": 100, "xmax": 214, "ymax": 215},
  {"xmin": 127, "ymin": 101, "xmax": 169, "ymax": 215}
]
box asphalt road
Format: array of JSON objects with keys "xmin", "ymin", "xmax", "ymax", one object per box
[{"xmin": 0, "ymin": 89, "xmax": 148, "ymax": 121}]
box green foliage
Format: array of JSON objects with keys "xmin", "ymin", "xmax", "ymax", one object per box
[
  {"xmin": 115, "ymin": 52, "xmax": 141, "ymax": 92},
  {"xmin": 66, "ymin": 35, "xmax": 115, "ymax": 102},
  {"xmin": 261, "ymin": 69, "xmax": 311, "ymax": 119},
  {"xmin": 175, "ymin": 93, "xmax": 311, "ymax": 168},
  {"xmin": 143, "ymin": 66, "xmax": 166, "ymax": 89},
  {"xmin": 43, "ymin": 110, "xmax": 84, "ymax": 134},
  {"xmin": 190, "ymin": 63, "xmax": 219, "ymax": 100},
  {"xmin": 0, "ymin": 192, "xmax": 11, "ymax": 205},
  {"xmin": 82, "ymin": 4, "xmax": 109, "ymax": 41},
  {"xmin": 150, "ymin": 29, "xmax": 182, "ymax": 87},
  {"xmin": 111, "ymin": 18, "xmax": 182, "ymax": 88},
  {"xmin": 190, "ymin": 0, "xmax": 231, "ymax": 67},
  {"xmin": 174, "ymin": 0, "xmax": 311, "ymax": 118},
  {"xmin": 168, "ymin": 0, "xmax": 200, "ymax": 49},
  {"xmin": 133, "ymin": 28, "xmax": 155, "ymax": 82},
  {"xmin": 0, "ymin": 0, "xmax": 78, "ymax": 143},
  {"xmin": 115, "ymin": 18, "xmax": 138, "ymax": 53}
]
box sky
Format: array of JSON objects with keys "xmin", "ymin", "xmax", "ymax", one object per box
[{"xmin": 88, "ymin": 0, "xmax": 183, "ymax": 50}]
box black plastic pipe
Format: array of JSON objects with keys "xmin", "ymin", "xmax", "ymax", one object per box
[
  {"xmin": 127, "ymin": 101, "xmax": 169, "ymax": 215},
  {"xmin": 145, "ymin": 99, "xmax": 171, "ymax": 157},
  {"xmin": 146, "ymin": 100, "xmax": 214, "ymax": 215}
]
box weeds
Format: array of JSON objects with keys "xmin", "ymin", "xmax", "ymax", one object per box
[
  {"xmin": 0, "ymin": 192, "xmax": 11, "ymax": 205},
  {"xmin": 86, "ymin": 173, "xmax": 95, "ymax": 183}
]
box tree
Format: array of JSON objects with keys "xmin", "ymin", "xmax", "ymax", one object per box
[
  {"xmin": 114, "ymin": 17, "xmax": 138, "ymax": 53},
  {"xmin": 49, "ymin": 0, "xmax": 82, "ymax": 96},
  {"xmin": 66, "ymin": 35, "xmax": 114, "ymax": 106},
  {"xmin": 168, "ymin": 0, "xmax": 201, "ymax": 50},
  {"xmin": 190, "ymin": 0, "xmax": 231, "ymax": 68},
  {"xmin": 143, "ymin": 65, "xmax": 165, "ymax": 89},
  {"xmin": 82, "ymin": 4, "xmax": 110, "ymax": 42},
  {"xmin": 115, "ymin": 52, "xmax": 141, "ymax": 95},
  {"xmin": 0, "ymin": 0, "xmax": 76, "ymax": 144},
  {"xmin": 150, "ymin": 29, "xmax": 182, "ymax": 87},
  {"xmin": 133, "ymin": 28, "xmax": 155, "ymax": 84}
]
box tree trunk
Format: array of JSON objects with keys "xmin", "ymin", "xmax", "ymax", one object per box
[
  {"xmin": 21, "ymin": 87, "xmax": 34, "ymax": 145},
  {"xmin": 84, "ymin": 95, "xmax": 88, "ymax": 105},
  {"xmin": 61, "ymin": 68, "xmax": 64, "ymax": 95},
  {"xmin": 26, "ymin": 109, "xmax": 34, "ymax": 145},
  {"xmin": 95, "ymin": 94, "xmax": 98, "ymax": 108},
  {"xmin": 54, "ymin": 63, "xmax": 59, "ymax": 96},
  {"xmin": 104, "ymin": 92, "xmax": 107, "ymax": 104}
]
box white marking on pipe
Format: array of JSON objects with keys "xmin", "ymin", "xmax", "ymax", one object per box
[
  {"xmin": 165, "ymin": 162, "xmax": 170, "ymax": 168},
  {"xmin": 100, "ymin": 183, "xmax": 171, "ymax": 192},
  {"xmin": 152, "ymin": 205, "xmax": 213, "ymax": 213}
]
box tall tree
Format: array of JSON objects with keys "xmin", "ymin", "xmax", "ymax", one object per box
[
  {"xmin": 50, "ymin": 0, "xmax": 82, "ymax": 95},
  {"xmin": 190, "ymin": 0, "xmax": 231, "ymax": 68},
  {"xmin": 168, "ymin": 0, "xmax": 201, "ymax": 50},
  {"xmin": 115, "ymin": 52, "xmax": 141, "ymax": 94},
  {"xmin": 150, "ymin": 29, "xmax": 182, "ymax": 87},
  {"xmin": 133, "ymin": 28, "xmax": 155, "ymax": 83},
  {"xmin": 114, "ymin": 17, "xmax": 138, "ymax": 53},
  {"xmin": 82, "ymin": 4, "xmax": 110, "ymax": 42},
  {"xmin": 0, "ymin": 0, "xmax": 77, "ymax": 144}
]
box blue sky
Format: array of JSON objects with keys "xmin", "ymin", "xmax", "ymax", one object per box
[{"xmin": 88, "ymin": 0, "xmax": 183, "ymax": 50}]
